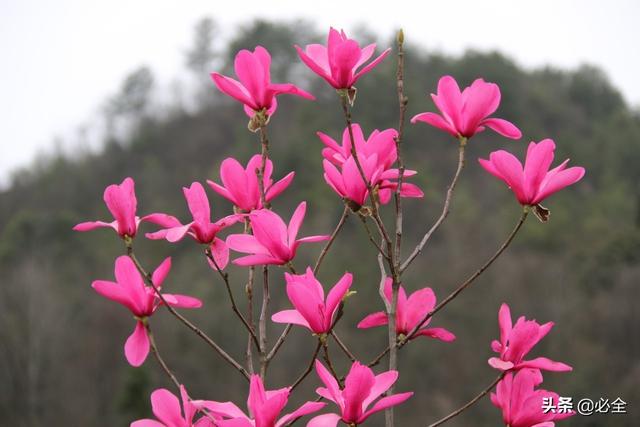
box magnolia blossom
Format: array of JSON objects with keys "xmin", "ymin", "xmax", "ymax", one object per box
[
  {"xmin": 211, "ymin": 46, "xmax": 314, "ymax": 118},
  {"xmin": 74, "ymin": 177, "xmax": 144, "ymax": 238},
  {"xmin": 358, "ymin": 278, "xmax": 455, "ymax": 342},
  {"xmin": 207, "ymin": 155, "xmax": 294, "ymax": 212},
  {"xmin": 318, "ymin": 124, "xmax": 398, "ymax": 170},
  {"xmin": 202, "ymin": 375, "xmax": 325, "ymax": 427},
  {"xmin": 489, "ymin": 303, "xmax": 572, "ymax": 373},
  {"xmin": 272, "ymin": 268, "xmax": 352, "ymax": 335},
  {"xmin": 308, "ymin": 361, "xmax": 413, "ymax": 426},
  {"xmin": 479, "ymin": 139, "xmax": 585, "ymax": 206},
  {"xmin": 144, "ymin": 182, "xmax": 240, "ymax": 270},
  {"xmin": 295, "ymin": 27, "xmax": 390, "ymax": 90},
  {"xmin": 226, "ymin": 202, "xmax": 329, "ymax": 266},
  {"xmin": 92, "ymin": 256, "xmax": 202, "ymax": 366},
  {"xmin": 411, "ymin": 75, "xmax": 521, "ymax": 140},
  {"xmin": 491, "ymin": 369, "xmax": 574, "ymax": 427},
  {"xmin": 320, "ymin": 124, "xmax": 423, "ymax": 207},
  {"xmin": 132, "ymin": 385, "xmax": 218, "ymax": 427}
]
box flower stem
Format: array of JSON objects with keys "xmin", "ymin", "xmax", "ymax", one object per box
[
  {"xmin": 145, "ymin": 322, "xmax": 180, "ymax": 389},
  {"xmin": 426, "ymin": 373, "xmax": 505, "ymax": 427},
  {"xmin": 313, "ymin": 206, "xmax": 349, "ymax": 274}
]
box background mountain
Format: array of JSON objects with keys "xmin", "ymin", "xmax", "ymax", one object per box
[{"xmin": 1, "ymin": 19, "xmax": 638, "ymax": 426}]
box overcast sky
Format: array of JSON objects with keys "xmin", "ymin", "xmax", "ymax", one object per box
[{"xmin": 1, "ymin": 0, "xmax": 638, "ymax": 186}]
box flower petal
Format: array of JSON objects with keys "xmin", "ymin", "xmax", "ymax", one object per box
[{"xmin": 125, "ymin": 321, "xmax": 150, "ymax": 367}]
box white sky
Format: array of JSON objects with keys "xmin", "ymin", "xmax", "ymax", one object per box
[{"xmin": 1, "ymin": 0, "xmax": 639, "ymax": 186}]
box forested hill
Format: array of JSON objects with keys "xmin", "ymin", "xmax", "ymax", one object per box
[{"xmin": 1, "ymin": 19, "xmax": 639, "ymax": 426}]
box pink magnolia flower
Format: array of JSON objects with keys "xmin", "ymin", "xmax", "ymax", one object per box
[
  {"xmin": 144, "ymin": 182, "xmax": 240, "ymax": 269},
  {"xmin": 491, "ymin": 369, "xmax": 574, "ymax": 427},
  {"xmin": 272, "ymin": 268, "xmax": 353, "ymax": 335},
  {"xmin": 357, "ymin": 278, "xmax": 455, "ymax": 342},
  {"xmin": 92, "ymin": 256, "xmax": 202, "ymax": 366},
  {"xmin": 226, "ymin": 202, "xmax": 329, "ymax": 266},
  {"xmin": 202, "ymin": 374, "xmax": 325, "ymax": 427},
  {"xmin": 411, "ymin": 75, "xmax": 522, "ymax": 140},
  {"xmin": 207, "ymin": 155, "xmax": 294, "ymax": 212},
  {"xmin": 295, "ymin": 28, "xmax": 390, "ymax": 90},
  {"xmin": 318, "ymin": 124, "xmax": 399, "ymax": 170},
  {"xmin": 489, "ymin": 303, "xmax": 572, "ymax": 373},
  {"xmin": 132, "ymin": 385, "xmax": 218, "ymax": 427},
  {"xmin": 479, "ymin": 139, "xmax": 585, "ymax": 206},
  {"xmin": 323, "ymin": 156, "xmax": 423, "ymax": 208},
  {"xmin": 308, "ymin": 360, "xmax": 413, "ymax": 427},
  {"xmin": 74, "ymin": 177, "xmax": 144, "ymax": 238},
  {"xmin": 320, "ymin": 125, "xmax": 423, "ymax": 208},
  {"xmin": 211, "ymin": 46, "xmax": 314, "ymax": 118}
]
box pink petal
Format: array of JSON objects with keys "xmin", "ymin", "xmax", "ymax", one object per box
[
  {"xmin": 306, "ymin": 413, "xmax": 342, "ymax": 427},
  {"xmin": 268, "ymin": 83, "xmax": 315, "ymax": 100},
  {"xmin": 219, "ymin": 157, "xmax": 253, "ymax": 211},
  {"xmin": 183, "ymin": 182, "xmax": 211, "ymax": 224},
  {"xmin": 460, "ymin": 79, "xmax": 500, "ymax": 133},
  {"xmin": 233, "ymin": 254, "xmax": 283, "ymax": 266},
  {"xmin": 125, "ymin": 321, "xmax": 150, "ymax": 367},
  {"xmin": 276, "ymin": 402, "xmax": 326, "ymax": 427},
  {"xmin": 433, "ymin": 76, "xmax": 463, "ymax": 130},
  {"xmin": 489, "ymin": 150, "xmax": 527, "ymax": 204},
  {"xmin": 481, "ymin": 118, "xmax": 522, "ymax": 139},
  {"xmin": 165, "ymin": 223, "xmax": 193, "ymax": 243},
  {"xmin": 216, "ymin": 419, "xmax": 253, "ymax": 427},
  {"xmin": 534, "ymin": 166, "xmax": 585, "ymax": 204},
  {"xmin": 266, "ymin": 171, "xmax": 294, "ymax": 203},
  {"xmin": 130, "ymin": 420, "xmax": 165, "ymax": 427},
  {"xmin": 362, "ymin": 371, "xmax": 398, "ymax": 409},
  {"xmin": 226, "ymin": 234, "xmax": 270, "ymax": 255},
  {"xmin": 162, "ymin": 293, "xmax": 203, "ymax": 309},
  {"xmin": 211, "ymin": 73, "xmax": 257, "ymax": 110},
  {"xmin": 353, "ymin": 48, "xmax": 391, "ymax": 84},
  {"xmin": 410, "ymin": 112, "xmax": 457, "ymax": 136},
  {"xmin": 199, "ymin": 401, "xmax": 248, "ymax": 419},
  {"xmin": 488, "ymin": 357, "xmax": 514, "ymax": 371},
  {"xmin": 523, "ymin": 140, "xmax": 556, "ymax": 200},
  {"xmin": 359, "ymin": 392, "xmax": 413, "ymax": 423},
  {"xmin": 150, "ymin": 388, "xmax": 186, "ymax": 426},
  {"xmin": 324, "ymin": 273, "xmax": 353, "ymax": 329},
  {"xmin": 403, "ymin": 287, "xmax": 436, "ymax": 330},
  {"xmin": 314, "ymin": 360, "xmax": 342, "ymax": 406},
  {"xmin": 415, "ymin": 327, "xmax": 456, "ymax": 342},
  {"xmin": 271, "ymin": 309, "xmax": 312, "ymax": 330},
  {"xmin": 73, "ymin": 220, "xmax": 115, "ymax": 232},
  {"xmin": 295, "ymin": 44, "xmax": 335, "ymax": 86},
  {"xmin": 498, "ymin": 303, "xmax": 513, "ymax": 347},
  {"xmin": 234, "ymin": 49, "xmax": 267, "ymax": 105},
  {"xmin": 151, "ymin": 257, "xmax": 171, "ymax": 287},
  {"xmin": 250, "ymin": 209, "xmax": 290, "ymax": 260},
  {"xmin": 207, "ymin": 180, "xmax": 238, "ymax": 207},
  {"xmin": 287, "ymin": 201, "xmax": 307, "ymax": 244},
  {"xmin": 104, "ymin": 177, "xmax": 137, "ymax": 237},
  {"xmin": 357, "ymin": 312, "xmax": 388, "ymax": 329},
  {"xmin": 207, "ymin": 237, "xmax": 229, "ymax": 270},
  {"xmin": 342, "ymin": 362, "xmax": 375, "ymax": 422},
  {"xmin": 92, "ymin": 280, "xmax": 136, "ymax": 312},
  {"xmin": 518, "ymin": 357, "xmax": 573, "ymax": 372}
]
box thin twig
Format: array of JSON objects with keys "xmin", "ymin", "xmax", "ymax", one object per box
[
  {"xmin": 126, "ymin": 245, "xmax": 250, "ymax": 381},
  {"xmin": 259, "ymin": 266, "xmax": 270, "ymax": 378},
  {"xmin": 245, "ymin": 219, "xmax": 256, "ymax": 374},
  {"xmin": 145, "ymin": 322, "xmax": 180, "ymax": 389},
  {"xmin": 290, "ymin": 341, "xmax": 322, "ymax": 391},
  {"xmin": 257, "ymin": 125, "xmax": 270, "ymax": 209},
  {"xmin": 358, "ymin": 214, "xmax": 388, "ymax": 256},
  {"xmin": 313, "ymin": 206, "xmax": 349, "ymax": 274},
  {"xmin": 330, "ymin": 331, "xmax": 356, "ymax": 362},
  {"xmin": 205, "ymin": 248, "xmax": 260, "ymax": 349},
  {"xmin": 267, "ymin": 324, "xmax": 292, "ymax": 361},
  {"xmin": 321, "ymin": 339, "xmax": 342, "ymax": 387},
  {"xmin": 401, "ymin": 139, "xmax": 467, "ymax": 273},
  {"xmin": 427, "ymin": 373, "xmax": 505, "ymax": 427}
]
